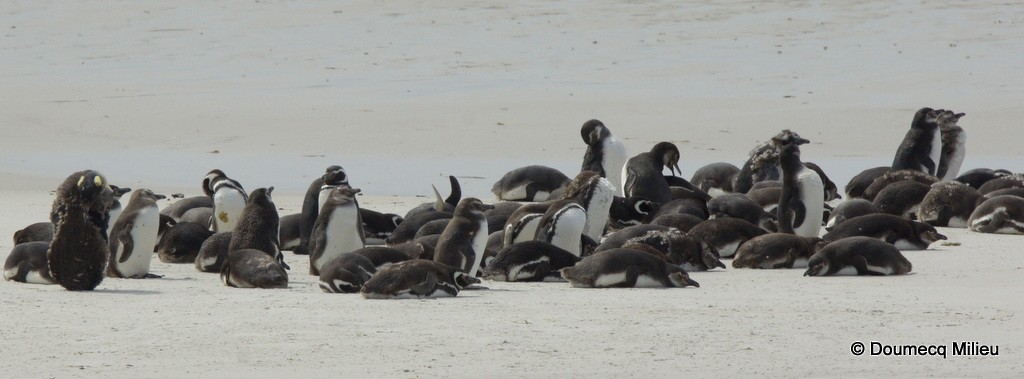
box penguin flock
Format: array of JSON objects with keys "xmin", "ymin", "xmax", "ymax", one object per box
[{"xmin": 5, "ymin": 110, "xmax": 1022, "ymax": 297}]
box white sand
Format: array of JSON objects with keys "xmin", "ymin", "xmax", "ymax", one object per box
[{"xmin": 2, "ymin": 1, "xmax": 1022, "ymax": 377}]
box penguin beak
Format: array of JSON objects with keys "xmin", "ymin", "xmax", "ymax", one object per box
[{"xmin": 350, "ymin": 188, "xmax": 362, "ymax": 195}]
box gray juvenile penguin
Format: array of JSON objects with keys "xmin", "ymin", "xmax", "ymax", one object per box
[
  {"xmin": 892, "ymin": 107, "xmax": 942, "ymax": 176},
  {"xmin": 361, "ymin": 259, "xmax": 480, "ymax": 299},
  {"xmin": 433, "ymin": 198, "xmax": 494, "ymax": 276},
  {"xmin": 482, "ymin": 241, "xmax": 581, "ymax": 282},
  {"xmin": 107, "ymin": 189, "xmax": 165, "ymax": 278},
  {"xmin": 732, "ymin": 233, "xmax": 821, "ymax": 269},
  {"xmin": 622, "ymin": 142, "xmax": 682, "ymax": 204},
  {"xmin": 968, "ymin": 195, "xmax": 1024, "ymax": 234},
  {"xmin": 559, "ymin": 247, "xmax": 700, "ymax": 288},
  {"xmin": 318, "ymin": 253, "xmax": 376, "ymax": 293},
  {"xmin": 309, "ymin": 187, "xmax": 365, "ymax": 275},
  {"xmin": 822, "ymin": 213, "xmax": 946, "ymax": 250},
  {"xmin": 804, "ymin": 236, "xmax": 912, "ymax": 276},
  {"xmin": 195, "ymin": 232, "xmax": 232, "ymax": 272},
  {"xmin": 220, "ymin": 249, "xmax": 288, "ymax": 288},
  {"xmin": 228, "ymin": 187, "xmax": 289, "ymax": 270},
  {"xmin": 4, "ymin": 242, "xmax": 56, "ymax": 284}
]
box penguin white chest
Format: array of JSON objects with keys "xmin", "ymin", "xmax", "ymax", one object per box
[
  {"xmin": 468, "ymin": 218, "xmax": 489, "ymax": 277},
  {"xmin": 928, "ymin": 129, "xmax": 943, "ymax": 176},
  {"xmin": 602, "ymin": 136, "xmax": 629, "ymax": 196},
  {"xmin": 318, "ymin": 206, "xmax": 363, "ymax": 270},
  {"xmin": 318, "ymin": 187, "xmax": 335, "ymax": 212},
  {"xmin": 213, "ymin": 189, "xmax": 246, "ymax": 232},
  {"xmin": 583, "ymin": 179, "xmax": 615, "ymax": 241},
  {"xmin": 794, "ymin": 168, "xmax": 824, "ymax": 238},
  {"xmin": 119, "ymin": 205, "xmax": 159, "ymax": 276},
  {"xmin": 549, "ymin": 207, "xmax": 587, "ymax": 256}
]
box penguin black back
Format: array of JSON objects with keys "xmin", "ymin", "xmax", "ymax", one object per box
[
  {"xmin": 228, "ymin": 187, "xmax": 287, "ymax": 269},
  {"xmin": 48, "ymin": 170, "xmax": 111, "ymax": 291}
]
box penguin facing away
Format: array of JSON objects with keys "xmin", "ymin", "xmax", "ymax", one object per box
[
  {"xmin": 892, "ymin": 107, "xmax": 942, "ymax": 176},
  {"xmin": 228, "ymin": 187, "xmax": 289, "ymax": 270},
  {"xmin": 580, "ymin": 119, "xmax": 629, "ymax": 196},
  {"xmin": 107, "ymin": 189, "xmax": 165, "ymax": 279}
]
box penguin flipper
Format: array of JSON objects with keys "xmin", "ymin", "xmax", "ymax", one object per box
[
  {"xmin": 117, "ymin": 224, "xmax": 135, "ymax": 264},
  {"xmin": 411, "ymin": 272, "xmax": 437, "ymax": 296},
  {"xmin": 851, "ymin": 255, "xmax": 884, "ymax": 276},
  {"xmin": 791, "ymin": 200, "xmax": 806, "ymax": 230},
  {"xmin": 623, "ymin": 166, "xmax": 639, "ymax": 198}
]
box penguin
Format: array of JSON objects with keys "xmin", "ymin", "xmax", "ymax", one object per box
[
  {"xmin": 580, "ymin": 119, "xmax": 629, "ymax": 196},
  {"xmin": 404, "ymin": 176, "xmax": 461, "ymax": 219},
  {"xmin": 4, "ymin": 241, "xmax": 56, "ymax": 284},
  {"xmin": 594, "ymin": 224, "xmax": 724, "ymax": 271},
  {"xmin": 318, "ymin": 253, "xmax": 376, "ymax": 293},
  {"xmin": 845, "ymin": 166, "xmax": 892, "ymax": 199},
  {"xmin": 691, "ymin": 162, "xmax": 740, "ymax": 198},
  {"xmin": 733, "ymin": 139, "xmax": 783, "ymax": 194},
  {"xmin": 731, "ymin": 233, "xmax": 821, "ymax": 269},
  {"xmin": 160, "ymin": 195, "xmax": 213, "ymax": 221},
  {"xmin": 918, "ymin": 181, "xmax": 984, "ymax": 227},
  {"xmin": 107, "ymin": 189, "xmax": 164, "ymax": 279},
  {"xmin": 361, "ymin": 259, "xmax": 480, "ymax": 299},
  {"xmin": 773, "ymin": 130, "xmax": 823, "ymax": 238},
  {"xmin": 709, "ymin": 193, "xmax": 777, "ymax": 231},
  {"xmin": 607, "ymin": 196, "xmax": 660, "ymax": 228},
  {"xmin": 278, "ymin": 213, "xmax": 302, "ymax": 251},
  {"xmin": 12, "ymin": 222, "xmax": 54, "ymax": 245},
  {"xmin": 650, "ymin": 213, "xmax": 704, "ymax": 233},
  {"xmin": 502, "ymin": 205, "xmax": 548, "ymax": 247},
  {"xmin": 228, "ymin": 187, "xmax": 288, "ymax": 269},
  {"xmin": 935, "ymin": 110, "xmax": 967, "ymax": 181},
  {"xmin": 977, "ymin": 174, "xmax": 1024, "ymax": 196},
  {"xmin": 491, "ymin": 165, "xmax": 570, "ymax": 202},
  {"xmin": 822, "ymin": 214, "xmax": 946, "ymax": 250},
  {"xmin": 359, "ymin": 208, "xmax": 403, "ymax": 243},
  {"xmin": 433, "ymin": 198, "xmax": 494, "ymax": 276},
  {"xmin": 179, "ymin": 207, "xmax": 214, "ymax": 225},
  {"xmin": 803, "ymin": 162, "xmax": 841, "ymax": 202},
  {"xmin": 863, "ymin": 169, "xmax": 938, "ymax": 201},
  {"xmin": 385, "ymin": 210, "xmax": 451, "ymax": 246},
  {"xmin": 749, "ymin": 180, "xmax": 782, "ymax": 191},
  {"xmin": 686, "ymin": 218, "xmax": 769, "ymax": 258},
  {"xmin": 484, "ymin": 202, "xmax": 523, "ymax": 235},
  {"xmin": 296, "ymin": 165, "xmax": 349, "ymax": 255},
  {"xmin": 825, "ymin": 199, "xmax": 879, "ymax": 231},
  {"xmin": 50, "ymin": 169, "xmax": 116, "ymax": 240},
  {"xmin": 622, "ymin": 142, "xmax": 682, "ymax": 204},
  {"xmin": 804, "ymin": 236, "xmax": 912, "ymax": 276},
  {"xmin": 202, "ymin": 169, "xmax": 247, "ymax": 232},
  {"xmin": 968, "ymin": 195, "xmax": 1024, "ymax": 234},
  {"xmin": 156, "ymin": 221, "xmax": 214, "ymax": 263},
  {"xmin": 533, "ymin": 199, "xmax": 587, "ymax": 256},
  {"xmin": 563, "ymin": 171, "xmax": 616, "ymax": 242},
  {"xmin": 559, "ymin": 248, "xmax": 700, "ymax": 288},
  {"xmin": 195, "ymin": 232, "xmax": 232, "ymax": 272},
  {"xmin": 652, "ymin": 197, "xmax": 708, "ymax": 220},
  {"xmin": 351, "ymin": 246, "xmax": 413, "ymax": 271},
  {"xmin": 986, "ymin": 187, "xmax": 1024, "ymax": 198},
  {"xmin": 746, "ymin": 186, "xmax": 782, "ymax": 215},
  {"xmin": 390, "ymin": 234, "xmax": 441, "ymax": 261},
  {"xmin": 872, "ymin": 180, "xmax": 932, "ymax": 219},
  {"xmin": 220, "ymin": 249, "xmax": 288, "ymax": 288},
  {"xmin": 309, "ymin": 187, "xmax": 365, "ymax": 276},
  {"xmin": 157, "ymin": 214, "xmax": 176, "ymax": 240},
  {"xmin": 892, "ymin": 107, "xmax": 942, "ymax": 175},
  {"xmin": 47, "ymin": 170, "xmax": 111, "ymax": 291},
  {"xmin": 482, "ymin": 241, "xmax": 581, "ymax": 282},
  {"xmin": 956, "ymin": 168, "xmax": 1012, "ymax": 190}
]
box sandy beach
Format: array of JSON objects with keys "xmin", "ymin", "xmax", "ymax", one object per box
[{"xmin": 2, "ymin": 1, "xmax": 1022, "ymax": 377}]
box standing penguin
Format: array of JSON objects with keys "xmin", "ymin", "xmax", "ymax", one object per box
[
  {"xmin": 296, "ymin": 165, "xmax": 349, "ymax": 255},
  {"xmin": 228, "ymin": 187, "xmax": 289, "ymax": 270},
  {"xmin": 433, "ymin": 198, "xmax": 494, "ymax": 277},
  {"xmin": 47, "ymin": 171, "xmax": 111, "ymax": 291},
  {"xmin": 936, "ymin": 110, "xmax": 967, "ymax": 181},
  {"xmin": 892, "ymin": 107, "xmax": 942, "ymax": 176},
  {"xmin": 309, "ymin": 187, "xmax": 365, "ymax": 275},
  {"xmin": 622, "ymin": 142, "xmax": 682, "ymax": 204},
  {"xmin": 581, "ymin": 119, "xmax": 629, "ymax": 196},
  {"xmin": 107, "ymin": 189, "xmax": 165, "ymax": 278},
  {"xmin": 774, "ymin": 130, "xmax": 823, "ymax": 238},
  {"xmin": 203, "ymin": 169, "xmax": 247, "ymax": 232}
]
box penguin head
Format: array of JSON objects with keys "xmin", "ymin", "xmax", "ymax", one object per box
[
  {"xmin": 132, "ymin": 188, "xmax": 166, "ymax": 203},
  {"xmin": 650, "ymin": 142, "xmax": 682, "ymax": 176},
  {"xmin": 803, "ymin": 254, "xmax": 828, "ymax": 276},
  {"xmin": 322, "ymin": 165, "xmax": 348, "ymax": 186},
  {"xmin": 771, "ymin": 129, "xmax": 810, "ymax": 147},
  {"xmin": 329, "ymin": 186, "xmax": 361, "ymax": 204},
  {"xmin": 452, "ymin": 271, "xmax": 480, "ymax": 289},
  {"xmin": 73, "ymin": 170, "xmax": 111, "ymax": 201},
  {"xmin": 911, "ymin": 107, "xmax": 938, "ymax": 127},
  {"xmin": 667, "ymin": 269, "xmax": 700, "ymax": 288},
  {"xmin": 390, "ymin": 215, "xmax": 404, "ymax": 228},
  {"xmin": 456, "ymin": 197, "xmax": 494, "ymax": 216},
  {"xmin": 248, "ymin": 187, "xmax": 275, "ymax": 207},
  {"xmin": 580, "ymin": 119, "xmax": 607, "ymax": 145},
  {"xmin": 202, "ymin": 169, "xmax": 227, "ymax": 196},
  {"xmin": 915, "ymin": 222, "xmax": 947, "ymax": 245}
]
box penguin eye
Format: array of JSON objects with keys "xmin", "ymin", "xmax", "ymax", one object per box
[
  {"xmin": 77, "ymin": 176, "xmax": 86, "ymax": 187},
  {"xmin": 94, "ymin": 176, "xmax": 104, "ymax": 187}
]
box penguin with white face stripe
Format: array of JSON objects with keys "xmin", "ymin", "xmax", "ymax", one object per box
[
  {"xmin": 107, "ymin": 189, "xmax": 165, "ymax": 278},
  {"xmin": 203, "ymin": 169, "xmax": 247, "ymax": 232},
  {"xmin": 968, "ymin": 195, "xmax": 1024, "ymax": 234},
  {"xmin": 580, "ymin": 119, "xmax": 629, "ymax": 196},
  {"xmin": 533, "ymin": 199, "xmax": 587, "ymax": 257}
]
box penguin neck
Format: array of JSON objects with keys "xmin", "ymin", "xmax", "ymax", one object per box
[{"xmin": 779, "ymin": 144, "xmax": 804, "ymax": 181}]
